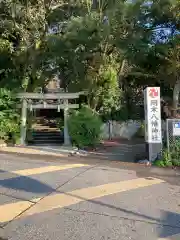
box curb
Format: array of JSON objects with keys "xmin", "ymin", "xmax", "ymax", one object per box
[
  {"xmin": 0, "ymin": 148, "xmax": 180, "ymax": 178},
  {"xmin": 0, "ymin": 150, "xmax": 79, "ymax": 164},
  {"xmin": 0, "ymin": 147, "xmax": 69, "ymax": 162}
]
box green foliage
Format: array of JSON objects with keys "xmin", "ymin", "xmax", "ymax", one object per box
[
  {"xmin": 97, "ymin": 65, "xmax": 121, "ymax": 115},
  {"xmin": 154, "ymin": 159, "xmax": 166, "ymax": 167},
  {"xmin": 154, "ymin": 140, "xmax": 180, "ymax": 167},
  {"xmin": 0, "ymin": 0, "xmax": 179, "ymax": 121},
  {"xmin": 0, "ymin": 88, "xmax": 20, "ymax": 143},
  {"xmin": 109, "ymin": 106, "xmax": 129, "ymax": 122},
  {"xmin": 87, "ymin": 62, "xmax": 125, "ymax": 119},
  {"xmin": 170, "ymin": 139, "xmax": 180, "ymax": 166},
  {"xmin": 67, "ymin": 106, "xmax": 103, "ymax": 148},
  {"xmin": 153, "ymin": 149, "xmax": 172, "ymax": 167},
  {"xmin": 134, "ymin": 123, "xmax": 145, "ymax": 138},
  {"xmin": 57, "ymin": 118, "xmax": 64, "ymax": 131},
  {"xmin": 0, "ymin": 0, "xmax": 86, "ymax": 90},
  {"xmin": 171, "ymin": 158, "xmax": 180, "ymax": 167}
]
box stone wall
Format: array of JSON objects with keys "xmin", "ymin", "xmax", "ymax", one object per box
[
  {"xmin": 102, "ymin": 120, "xmax": 166, "ymax": 140},
  {"xmin": 101, "ymin": 120, "xmax": 141, "ymax": 140}
]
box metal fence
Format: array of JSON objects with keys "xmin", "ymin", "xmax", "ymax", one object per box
[{"xmin": 166, "ymin": 119, "xmax": 180, "ymax": 154}]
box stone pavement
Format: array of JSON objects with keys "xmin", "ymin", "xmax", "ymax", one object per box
[{"xmin": 0, "ymin": 153, "xmax": 180, "ymax": 240}]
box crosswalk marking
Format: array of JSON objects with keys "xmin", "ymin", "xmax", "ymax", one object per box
[
  {"xmin": 0, "ymin": 162, "xmax": 165, "ymax": 227},
  {"xmin": 0, "ymin": 163, "xmax": 89, "ymax": 180},
  {"xmin": 0, "ymin": 163, "xmax": 89, "ymax": 224},
  {"xmin": 0, "ymin": 147, "xmax": 64, "ymax": 157},
  {"xmin": 23, "ymin": 177, "xmax": 164, "ymax": 217},
  {"xmin": 13, "ymin": 164, "xmax": 89, "ymax": 176},
  {"xmin": 0, "ymin": 159, "xmax": 178, "ymax": 239},
  {"xmin": 0, "ymin": 200, "xmax": 33, "ymax": 224}
]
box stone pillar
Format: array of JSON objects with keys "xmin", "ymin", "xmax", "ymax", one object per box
[
  {"xmin": 64, "ymin": 99, "xmax": 71, "ymax": 146},
  {"xmin": 144, "ymin": 87, "xmax": 162, "ymax": 162},
  {"xmin": 20, "ymin": 99, "xmax": 27, "ymax": 145}
]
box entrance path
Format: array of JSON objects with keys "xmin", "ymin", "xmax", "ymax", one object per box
[
  {"xmin": 0, "ymin": 153, "xmax": 180, "ymax": 240},
  {"xmin": 0, "ymin": 138, "xmax": 146, "ymax": 163}
]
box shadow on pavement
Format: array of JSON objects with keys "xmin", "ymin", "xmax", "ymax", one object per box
[
  {"xmin": 0, "ymin": 167, "xmax": 179, "ymax": 239},
  {"xmin": 0, "ymin": 170, "xmax": 54, "ymax": 194},
  {"xmin": 59, "ymin": 191, "xmax": 180, "ymax": 239},
  {"xmin": 1, "ymin": 151, "xmax": 180, "ymax": 187},
  {"xmin": 159, "ymin": 210, "xmax": 180, "ymax": 238}
]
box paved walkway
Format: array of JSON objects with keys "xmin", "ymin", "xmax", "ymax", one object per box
[
  {"xmin": 0, "ymin": 153, "xmax": 180, "ymax": 240},
  {"xmin": 0, "ymin": 139, "xmax": 146, "ymax": 162}
]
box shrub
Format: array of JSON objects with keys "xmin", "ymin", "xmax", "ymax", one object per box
[
  {"xmin": 170, "ymin": 139, "xmax": 180, "ymax": 159},
  {"xmin": 153, "ymin": 149, "xmax": 172, "ymax": 167},
  {"xmin": 172, "ymin": 159, "xmax": 180, "ymax": 167},
  {"xmin": 134, "ymin": 123, "xmax": 144, "ymax": 138},
  {"xmin": 154, "ymin": 159, "xmax": 166, "ymax": 167},
  {"xmin": 68, "ymin": 106, "xmax": 103, "ymax": 148},
  {"xmin": 153, "ymin": 141, "xmax": 180, "ymax": 168},
  {"xmin": 0, "ymin": 88, "xmax": 20, "ymax": 143}
]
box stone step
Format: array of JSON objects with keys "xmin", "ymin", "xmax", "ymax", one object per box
[
  {"xmin": 33, "ymin": 134, "xmax": 63, "ymax": 139},
  {"xmin": 32, "ymin": 128, "xmax": 64, "ymax": 144},
  {"xmin": 32, "ymin": 138, "xmax": 63, "ymax": 144},
  {"xmin": 33, "ymin": 126, "xmax": 59, "ymax": 131},
  {"xmin": 33, "ymin": 131, "xmax": 62, "ymax": 136}
]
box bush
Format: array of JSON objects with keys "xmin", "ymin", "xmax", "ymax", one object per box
[
  {"xmin": 68, "ymin": 106, "xmax": 103, "ymax": 148},
  {"xmin": 170, "ymin": 139, "xmax": 180, "ymax": 159},
  {"xmin": 0, "ymin": 88, "xmax": 20, "ymax": 143},
  {"xmin": 134, "ymin": 123, "xmax": 144, "ymax": 138},
  {"xmin": 153, "ymin": 140, "xmax": 180, "ymax": 167}
]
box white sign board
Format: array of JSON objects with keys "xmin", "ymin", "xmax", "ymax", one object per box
[
  {"xmin": 173, "ymin": 122, "xmax": 180, "ymax": 136},
  {"xmin": 144, "ymin": 87, "xmax": 162, "ymax": 143}
]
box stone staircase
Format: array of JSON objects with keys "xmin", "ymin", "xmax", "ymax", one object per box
[{"xmin": 31, "ymin": 118, "xmax": 64, "ymax": 145}]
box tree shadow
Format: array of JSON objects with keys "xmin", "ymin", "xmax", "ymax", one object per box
[
  {"xmin": 60, "ymin": 191, "xmax": 180, "ymax": 239},
  {"xmin": 0, "ymin": 170, "xmax": 54, "ymax": 194},
  {"xmin": 158, "ymin": 210, "xmax": 180, "ymax": 238}
]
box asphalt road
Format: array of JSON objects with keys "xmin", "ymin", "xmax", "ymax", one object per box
[{"xmin": 0, "ymin": 153, "xmax": 180, "ymax": 240}]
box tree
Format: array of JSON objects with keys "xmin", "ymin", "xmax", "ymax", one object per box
[
  {"xmin": 0, "ymin": 0, "xmax": 86, "ymax": 91},
  {"xmin": 46, "ymin": 0, "xmax": 133, "ymax": 116},
  {"xmin": 117, "ymin": 0, "xmax": 180, "ymax": 117},
  {"xmin": 155, "ymin": 36, "xmax": 180, "ymax": 115},
  {"xmin": 0, "ymin": 0, "xmax": 179, "ymax": 121}
]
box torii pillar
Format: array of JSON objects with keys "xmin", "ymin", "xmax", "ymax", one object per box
[
  {"xmin": 63, "ymin": 99, "xmax": 71, "ymax": 146},
  {"xmin": 20, "ymin": 99, "xmax": 27, "ymax": 145}
]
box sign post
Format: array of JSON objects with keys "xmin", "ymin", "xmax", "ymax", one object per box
[{"xmin": 144, "ymin": 87, "xmax": 162, "ymax": 161}]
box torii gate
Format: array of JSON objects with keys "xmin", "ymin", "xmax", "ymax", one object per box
[{"xmin": 16, "ymin": 92, "xmax": 84, "ymax": 146}]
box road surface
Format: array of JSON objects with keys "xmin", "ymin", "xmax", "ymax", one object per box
[{"xmin": 0, "ymin": 153, "xmax": 180, "ymax": 240}]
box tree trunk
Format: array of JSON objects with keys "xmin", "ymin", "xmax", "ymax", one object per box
[{"xmin": 173, "ymin": 79, "xmax": 180, "ymax": 117}]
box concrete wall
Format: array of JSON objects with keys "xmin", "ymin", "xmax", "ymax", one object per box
[
  {"xmin": 101, "ymin": 120, "xmax": 141, "ymax": 140},
  {"xmin": 102, "ymin": 120, "xmax": 166, "ymax": 140}
]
